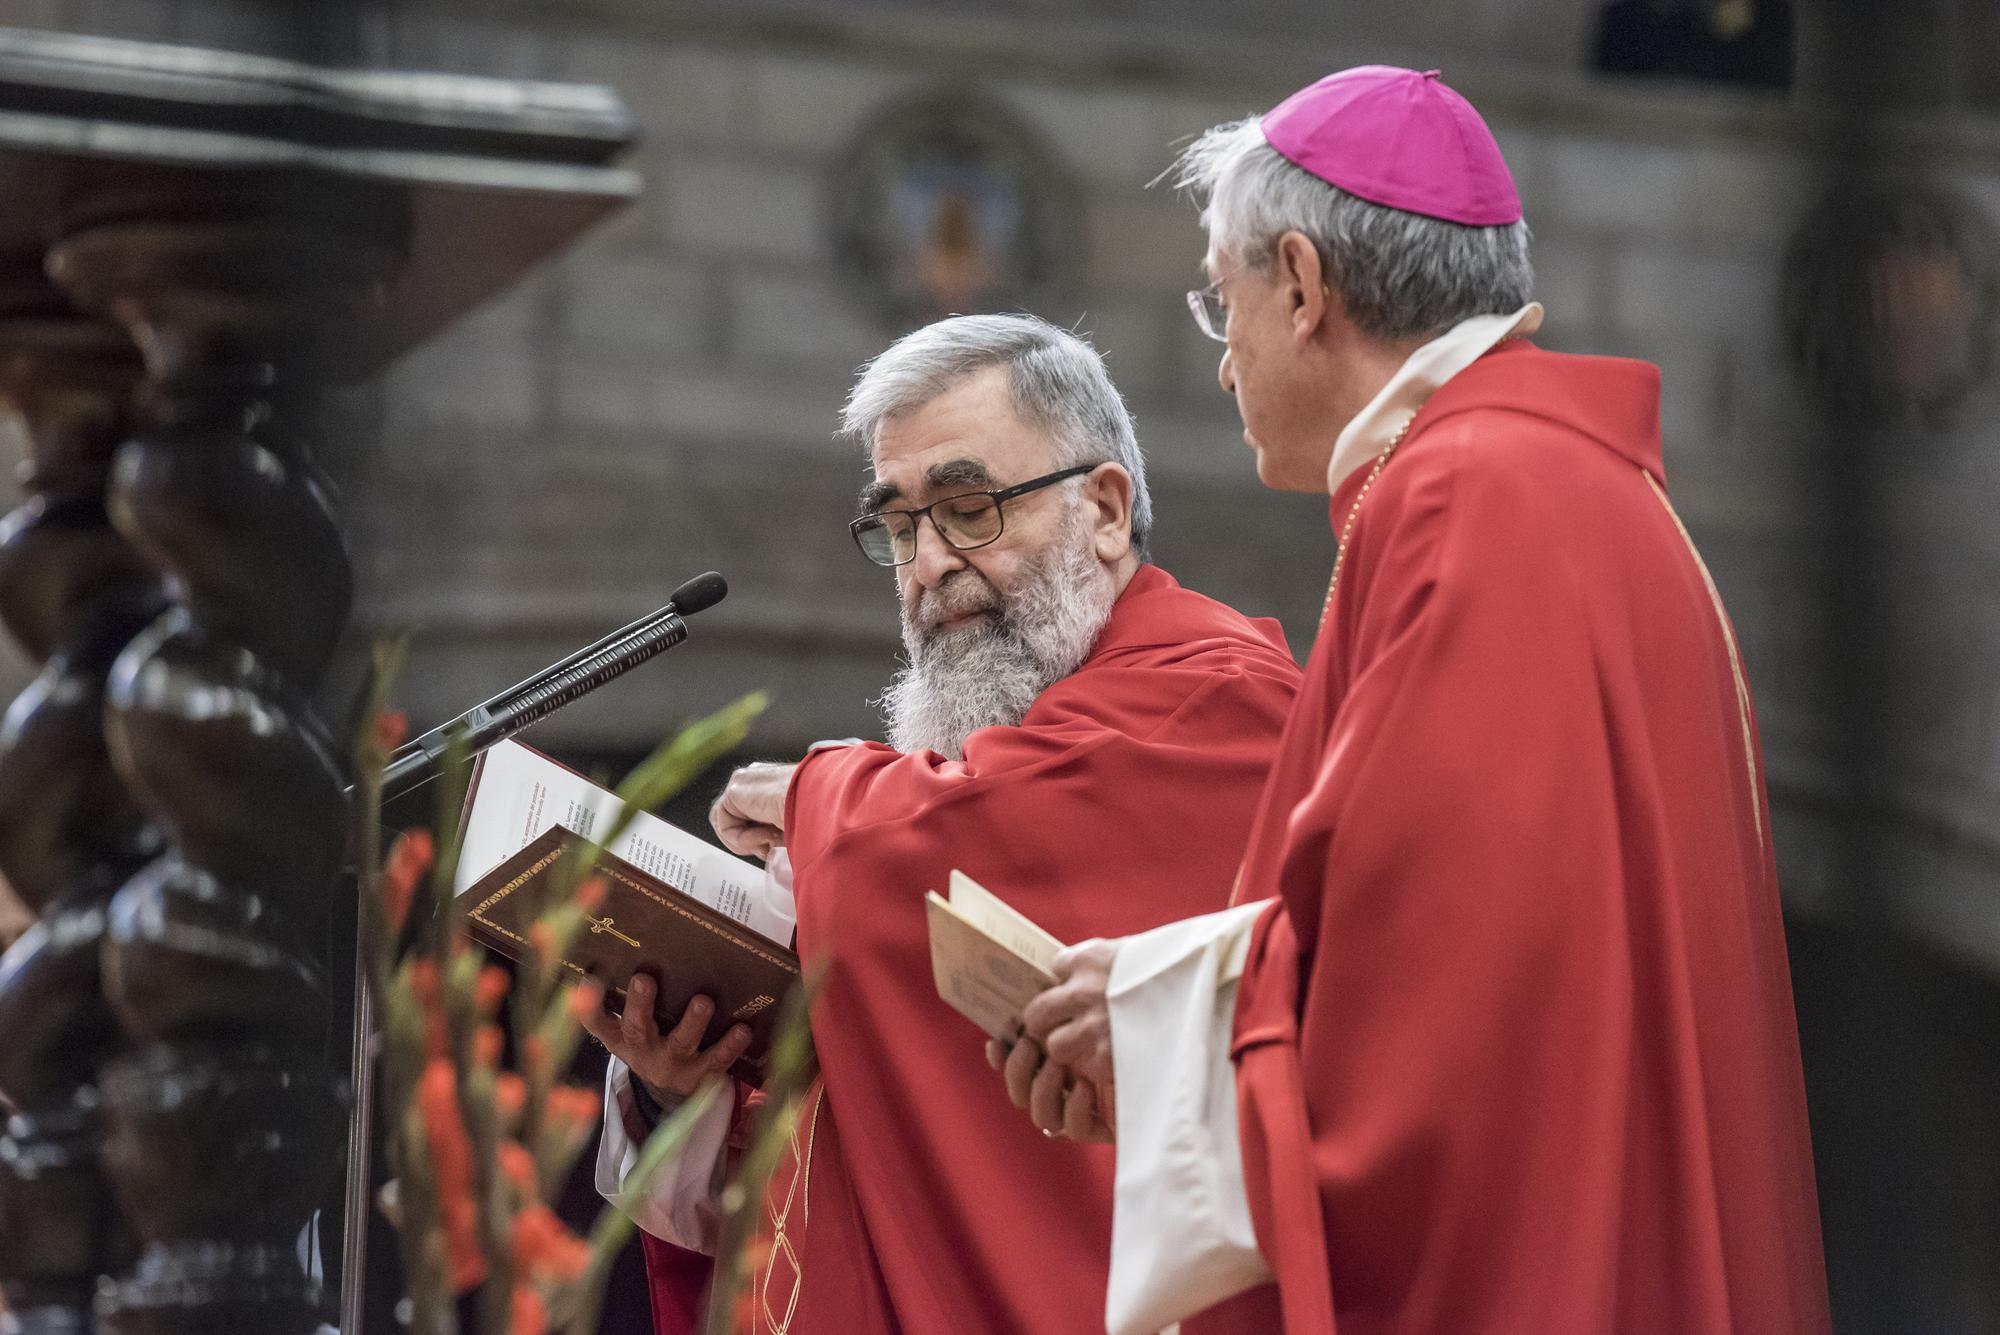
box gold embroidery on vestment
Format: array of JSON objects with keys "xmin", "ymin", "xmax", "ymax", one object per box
[
  {"xmin": 1318, "ymin": 413, "xmax": 1417, "ymax": 638},
  {"xmin": 1642, "ymin": 470, "xmax": 1766, "ymax": 850},
  {"xmin": 757, "ymin": 1082, "xmax": 824, "ymax": 1334}
]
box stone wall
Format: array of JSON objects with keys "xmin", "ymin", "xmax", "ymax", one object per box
[
  {"xmin": 3, "ymin": 0, "xmax": 1998, "ymax": 974},
  {"xmin": 3, "ymin": 4, "xmax": 1999, "ymax": 1329}
]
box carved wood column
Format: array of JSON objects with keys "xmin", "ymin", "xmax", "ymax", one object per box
[
  {"xmin": 0, "ymin": 26, "xmax": 636, "ymax": 1333},
  {"xmin": 0, "ymin": 261, "xmax": 150, "ymax": 1335},
  {"xmin": 43, "ymin": 174, "xmax": 408, "ymax": 1335}
]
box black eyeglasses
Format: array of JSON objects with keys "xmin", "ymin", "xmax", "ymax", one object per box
[{"xmin": 849, "ymin": 464, "xmax": 1102, "ymax": 567}]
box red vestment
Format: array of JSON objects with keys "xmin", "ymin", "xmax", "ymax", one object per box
[
  {"xmin": 1198, "ymin": 342, "xmax": 1831, "ymax": 1335},
  {"xmin": 640, "ymin": 564, "xmax": 1300, "ymax": 1334}
]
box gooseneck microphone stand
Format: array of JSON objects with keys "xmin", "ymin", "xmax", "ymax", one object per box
[{"xmin": 337, "ymin": 571, "xmax": 727, "ymax": 1335}]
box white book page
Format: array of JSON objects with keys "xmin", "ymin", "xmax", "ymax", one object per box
[
  {"xmin": 947, "ymin": 870, "xmax": 1065, "ymax": 973},
  {"xmin": 453, "ymin": 739, "xmax": 795, "ymax": 946}
]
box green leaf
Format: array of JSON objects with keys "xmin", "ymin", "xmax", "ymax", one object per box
[
  {"xmin": 557, "ymin": 1080, "xmax": 725, "ymax": 1335},
  {"xmin": 612, "ymin": 691, "xmax": 769, "ymax": 837}
]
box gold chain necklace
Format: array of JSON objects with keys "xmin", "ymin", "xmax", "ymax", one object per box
[{"xmin": 1318, "ymin": 413, "xmax": 1416, "ymax": 636}]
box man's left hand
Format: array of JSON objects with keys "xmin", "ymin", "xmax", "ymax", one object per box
[{"xmin": 986, "ymin": 937, "xmax": 1122, "ymax": 1140}]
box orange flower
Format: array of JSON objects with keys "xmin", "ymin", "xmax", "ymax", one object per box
[
  {"xmin": 548, "ymin": 1085, "xmax": 602, "ymax": 1130},
  {"xmin": 382, "ymin": 829, "xmax": 435, "ymax": 936},
  {"xmin": 513, "ymin": 1203, "xmax": 591, "ymax": 1284},
  {"xmin": 527, "ymin": 921, "xmax": 556, "ymax": 959},
  {"xmin": 510, "ymin": 1282, "xmax": 548, "ymax": 1335},
  {"xmin": 474, "ymin": 1024, "xmax": 503, "ymax": 1069},
  {"xmin": 494, "ymin": 1073, "xmax": 527, "ymax": 1124},
  {"xmin": 566, "ymin": 982, "xmax": 604, "ymax": 1025},
  {"xmin": 498, "ymin": 1139, "xmax": 537, "ymax": 1192},
  {"xmin": 410, "ymin": 959, "xmax": 441, "ymax": 1007},
  {"xmin": 408, "ymin": 959, "xmax": 449, "ymax": 1059},
  {"xmin": 575, "ymin": 877, "xmax": 607, "ymax": 912},
  {"xmin": 521, "ymin": 1034, "xmax": 549, "ymax": 1081},
  {"xmin": 732, "ymin": 1231, "xmax": 775, "ymax": 1333},
  {"xmin": 374, "ymin": 709, "xmax": 409, "ymax": 754},
  {"xmin": 418, "ymin": 1057, "xmax": 484, "ymax": 1292},
  {"xmin": 442, "ymin": 1195, "xmax": 482, "ymax": 1292},
  {"xmin": 475, "ymin": 964, "xmax": 511, "ymax": 1016}
]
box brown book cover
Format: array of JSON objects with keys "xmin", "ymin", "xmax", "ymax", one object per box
[{"xmin": 454, "ymin": 825, "xmax": 801, "ymax": 1086}]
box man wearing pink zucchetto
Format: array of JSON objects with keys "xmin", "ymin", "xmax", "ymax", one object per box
[{"xmin": 994, "ymin": 67, "xmax": 1832, "ymax": 1334}]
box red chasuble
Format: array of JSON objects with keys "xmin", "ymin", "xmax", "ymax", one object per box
[
  {"xmin": 1198, "ymin": 342, "xmax": 1831, "ymax": 1335},
  {"xmin": 641, "ymin": 563, "xmax": 1300, "ymax": 1335}
]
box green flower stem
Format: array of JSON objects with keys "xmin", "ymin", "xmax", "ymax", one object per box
[{"xmin": 559, "ymin": 1080, "xmax": 723, "ymax": 1335}]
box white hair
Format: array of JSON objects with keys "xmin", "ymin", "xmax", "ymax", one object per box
[
  {"xmin": 1172, "ymin": 117, "xmax": 1534, "ymax": 343},
  {"xmin": 840, "ymin": 313, "xmax": 1153, "ymax": 556},
  {"xmin": 878, "ymin": 501, "xmax": 1115, "ymax": 758}
]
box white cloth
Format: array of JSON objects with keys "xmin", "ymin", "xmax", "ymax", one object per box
[
  {"xmin": 1105, "ymin": 900, "xmax": 1273, "ymax": 1335},
  {"xmin": 595, "ymin": 1059, "xmax": 735, "ymax": 1253},
  {"xmin": 1326, "ymin": 302, "xmax": 1544, "ymax": 494},
  {"xmin": 1105, "ymin": 303, "xmax": 1548, "ymax": 1332}
]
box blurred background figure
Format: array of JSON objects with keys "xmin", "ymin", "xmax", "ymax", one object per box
[{"xmin": 0, "ymin": 2, "xmax": 1992, "ymax": 1333}]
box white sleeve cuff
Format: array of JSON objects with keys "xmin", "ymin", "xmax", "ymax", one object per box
[
  {"xmin": 1104, "ymin": 900, "xmax": 1274, "ymax": 1335},
  {"xmin": 595, "ymin": 1059, "xmax": 735, "ymax": 1254}
]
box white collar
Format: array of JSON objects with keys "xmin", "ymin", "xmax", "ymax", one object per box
[{"xmin": 1326, "ymin": 303, "xmax": 1545, "ymax": 494}]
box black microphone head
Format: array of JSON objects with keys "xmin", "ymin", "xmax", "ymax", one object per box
[{"xmin": 670, "ymin": 571, "xmax": 728, "ymax": 617}]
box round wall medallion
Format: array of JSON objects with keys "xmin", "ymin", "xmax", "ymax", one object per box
[
  {"xmin": 1780, "ymin": 183, "xmax": 1998, "ymax": 428},
  {"xmin": 826, "ymin": 89, "xmax": 1080, "ymax": 330}
]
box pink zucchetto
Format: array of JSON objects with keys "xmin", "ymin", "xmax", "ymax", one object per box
[{"xmin": 1261, "ymin": 66, "xmax": 1522, "ymax": 226}]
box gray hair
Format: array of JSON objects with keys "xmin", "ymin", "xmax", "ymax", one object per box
[
  {"xmin": 1172, "ymin": 117, "xmax": 1534, "ymax": 343},
  {"xmin": 841, "ymin": 313, "xmax": 1153, "ymax": 557}
]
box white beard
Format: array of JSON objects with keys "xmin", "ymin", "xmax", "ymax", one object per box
[{"xmin": 879, "ymin": 508, "xmax": 1117, "ymax": 760}]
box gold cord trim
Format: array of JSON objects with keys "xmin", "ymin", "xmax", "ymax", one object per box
[
  {"xmin": 757, "ymin": 1082, "xmax": 824, "ymax": 1335},
  {"xmin": 1318, "ymin": 414, "xmax": 1417, "ymax": 638},
  {"xmin": 1641, "ymin": 470, "xmax": 1766, "ymax": 850}
]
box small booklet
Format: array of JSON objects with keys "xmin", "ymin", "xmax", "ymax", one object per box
[
  {"xmin": 450, "ymin": 740, "xmax": 800, "ymax": 1084},
  {"xmin": 925, "ymin": 870, "xmax": 1065, "ymax": 1040}
]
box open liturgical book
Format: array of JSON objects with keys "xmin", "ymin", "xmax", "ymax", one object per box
[
  {"xmin": 925, "ymin": 870, "xmax": 1067, "ymax": 1039},
  {"xmin": 450, "ymin": 739, "xmax": 799, "ymax": 1083}
]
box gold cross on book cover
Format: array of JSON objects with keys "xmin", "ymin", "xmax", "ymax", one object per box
[{"xmin": 450, "ymin": 740, "xmax": 800, "ymax": 1085}]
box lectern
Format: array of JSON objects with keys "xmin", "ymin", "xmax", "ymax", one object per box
[{"xmin": 0, "ymin": 27, "xmax": 635, "ymax": 1335}]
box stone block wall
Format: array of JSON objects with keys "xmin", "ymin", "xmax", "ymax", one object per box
[
  {"xmin": 3, "ymin": 4, "xmax": 1999, "ymax": 1328},
  {"xmin": 0, "ymin": 1, "xmax": 1996, "ymax": 976}
]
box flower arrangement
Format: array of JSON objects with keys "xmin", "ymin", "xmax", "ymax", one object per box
[{"xmin": 350, "ymin": 644, "xmax": 815, "ymax": 1335}]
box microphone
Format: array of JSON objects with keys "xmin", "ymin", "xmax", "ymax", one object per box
[{"xmin": 374, "ymin": 571, "xmax": 728, "ymax": 802}]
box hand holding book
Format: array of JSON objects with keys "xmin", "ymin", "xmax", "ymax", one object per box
[
  {"xmin": 1005, "ymin": 937, "xmax": 1118, "ymax": 1142},
  {"xmin": 576, "ymin": 972, "xmax": 752, "ymax": 1102},
  {"xmin": 927, "ymin": 871, "xmax": 1115, "ymax": 1142},
  {"xmin": 451, "ymin": 740, "xmax": 801, "ymax": 1085}
]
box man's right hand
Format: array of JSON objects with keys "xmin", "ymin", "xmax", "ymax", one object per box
[
  {"xmin": 577, "ymin": 972, "xmax": 752, "ymax": 1099},
  {"xmin": 709, "ymin": 761, "xmax": 797, "ymax": 861}
]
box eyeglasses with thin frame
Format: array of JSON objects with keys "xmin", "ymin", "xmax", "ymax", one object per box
[
  {"xmin": 849, "ymin": 463, "xmax": 1102, "ymax": 567},
  {"xmin": 1187, "ymin": 276, "xmax": 1230, "ymax": 343}
]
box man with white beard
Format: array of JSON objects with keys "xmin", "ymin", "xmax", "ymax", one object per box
[{"xmin": 588, "ymin": 314, "xmax": 1302, "ymax": 1335}]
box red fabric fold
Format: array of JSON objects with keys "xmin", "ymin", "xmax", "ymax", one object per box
[
  {"xmin": 640, "ymin": 564, "xmax": 1300, "ymax": 1334},
  {"xmin": 1231, "ymin": 903, "xmax": 1337, "ymax": 1335},
  {"xmin": 1196, "ymin": 344, "xmax": 1829, "ymax": 1335}
]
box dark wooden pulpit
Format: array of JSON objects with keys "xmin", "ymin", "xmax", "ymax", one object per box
[{"xmin": 0, "ymin": 26, "xmax": 636, "ymax": 1335}]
